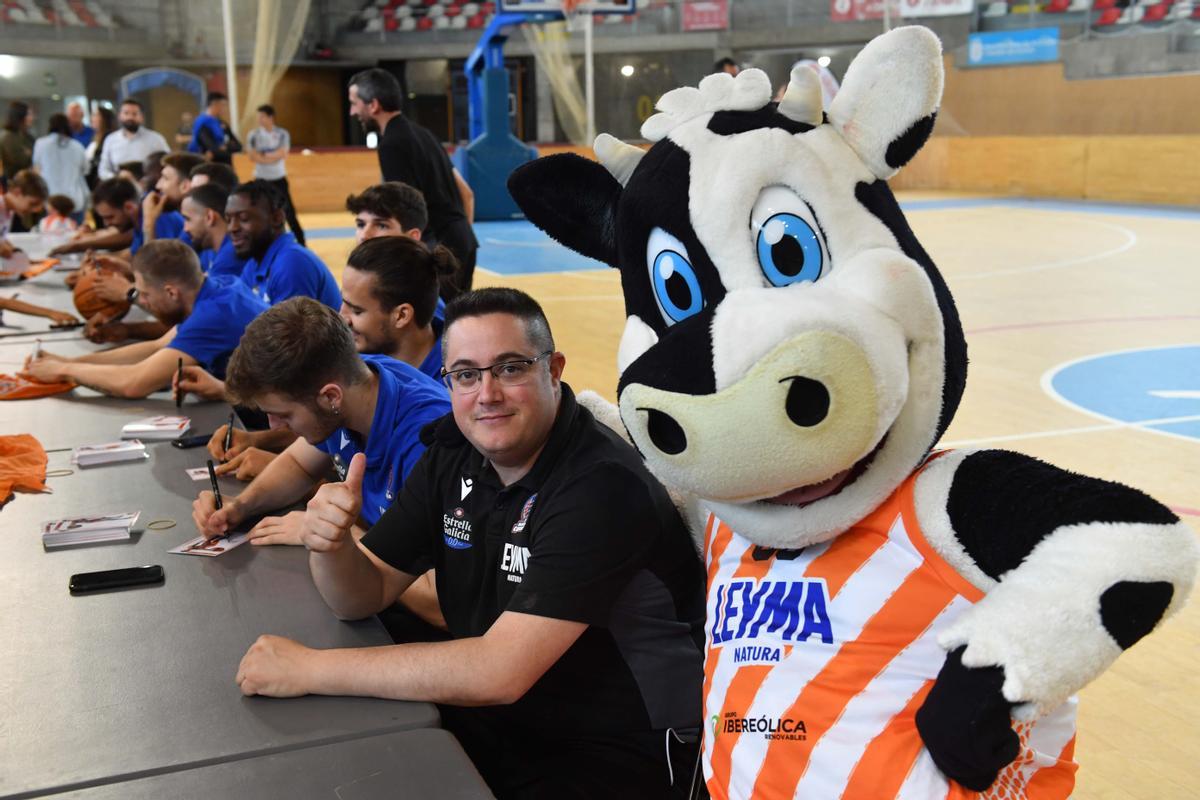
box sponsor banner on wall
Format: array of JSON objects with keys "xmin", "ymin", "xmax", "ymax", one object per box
[
  {"xmin": 831, "ymin": 0, "xmax": 973, "ymax": 21},
  {"xmin": 682, "ymin": 0, "xmax": 729, "ymax": 31},
  {"xmin": 966, "ymin": 27, "xmax": 1060, "ymax": 66}
]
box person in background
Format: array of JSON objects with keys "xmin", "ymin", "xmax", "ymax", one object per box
[
  {"xmin": 97, "ymin": 99, "xmax": 168, "ymax": 181},
  {"xmin": 22, "ymin": 239, "xmax": 267, "ymax": 398},
  {"xmin": 228, "ymin": 180, "xmax": 340, "ymax": 309},
  {"xmin": 189, "ymin": 161, "xmax": 237, "ymax": 192},
  {"xmin": 85, "ymin": 106, "xmax": 115, "ymax": 196},
  {"xmin": 175, "ymin": 110, "xmax": 195, "ymax": 150},
  {"xmin": 37, "ymin": 195, "xmax": 79, "ymax": 234},
  {"xmin": 116, "ymin": 161, "xmax": 143, "ymax": 186},
  {"xmin": 713, "ymin": 56, "xmax": 740, "ymax": 77},
  {"xmin": 246, "ymin": 104, "xmax": 304, "ymax": 246},
  {"xmin": 32, "ymin": 113, "xmax": 89, "ymax": 225},
  {"xmin": 0, "ymin": 101, "xmax": 36, "ymax": 183},
  {"xmin": 189, "ymin": 92, "xmax": 241, "ymax": 166},
  {"xmin": 348, "ymin": 69, "xmax": 477, "ymax": 301},
  {"xmin": 66, "ymin": 102, "xmax": 95, "ymax": 149},
  {"xmin": 346, "ymin": 181, "xmax": 427, "ymax": 244},
  {"xmin": 181, "ymin": 183, "xmax": 243, "ymax": 278},
  {"xmin": 0, "ymin": 170, "xmax": 48, "ymax": 258}
]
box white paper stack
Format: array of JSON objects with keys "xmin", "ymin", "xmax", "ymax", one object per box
[
  {"xmin": 42, "ymin": 512, "xmax": 140, "ymax": 549},
  {"xmin": 121, "ymin": 416, "xmax": 190, "ymax": 440},
  {"xmin": 71, "ymin": 440, "xmax": 149, "ymax": 468}
]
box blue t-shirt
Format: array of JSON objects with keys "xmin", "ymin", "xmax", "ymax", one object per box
[
  {"xmin": 71, "ymin": 125, "xmax": 95, "ymax": 148},
  {"xmin": 316, "ymin": 354, "xmax": 451, "ymax": 525},
  {"xmin": 240, "ymin": 232, "xmax": 341, "ymax": 309},
  {"xmin": 168, "ymin": 274, "xmax": 268, "ymax": 379},
  {"xmin": 188, "ymin": 113, "xmax": 226, "ymax": 155},
  {"xmin": 416, "ymin": 298, "xmax": 445, "ymax": 381},
  {"xmin": 131, "ymin": 208, "xmax": 187, "ymax": 255},
  {"xmin": 199, "ymin": 235, "xmax": 245, "ymax": 278}
]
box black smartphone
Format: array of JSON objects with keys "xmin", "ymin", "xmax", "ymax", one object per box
[
  {"xmin": 69, "ymin": 565, "xmax": 165, "ymax": 594},
  {"xmin": 171, "ymin": 433, "xmax": 211, "ymax": 449}
]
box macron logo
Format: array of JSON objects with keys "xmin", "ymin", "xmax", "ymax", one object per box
[
  {"xmin": 340, "ymin": 431, "xmax": 350, "ymax": 450},
  {"xmin": 460, "ymin": 477, "xmax": 473, "ymax": 500}
]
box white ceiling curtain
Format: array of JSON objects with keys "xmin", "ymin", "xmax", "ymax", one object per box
[{"xmin": 237, "ymin": 0, "xmax": 313, "ymax": 137}]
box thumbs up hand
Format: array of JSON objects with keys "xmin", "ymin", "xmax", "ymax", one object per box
[{"xmin": 301, "ymin": 453, "xmax": 366, "ymax": 553}]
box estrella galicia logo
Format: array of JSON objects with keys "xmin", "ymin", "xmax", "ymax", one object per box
[
  {"xmin": 512, "ymin": 493, "xmax": 537, "ymax": 533},
  {"xmin": 443, "ymin": 507, "xmax": 473, "ymax": 549},
  {"xmin": 717, "ymin": 711, "xmax": 807, "ymax": 741},
  {"xmin": 385, "ymin": 467, "xmax": 396, "ymax": 502},
  {"xmin": 331, "ymin": 454, "xmax": 347, "ymax": 481}
]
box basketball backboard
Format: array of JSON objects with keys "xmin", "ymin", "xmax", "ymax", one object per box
[{"xmin": 497, "ymin": 0, "xmax": 636, "ymax": 14}]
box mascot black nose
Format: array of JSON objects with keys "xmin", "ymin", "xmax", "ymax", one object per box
[
  {"xmin": 644, "ymin": 407, "xmax": 688, "ymax": 455},
  {"xmin": 784, "ymin": 376, "xmax": 830, "ymax": 427}
]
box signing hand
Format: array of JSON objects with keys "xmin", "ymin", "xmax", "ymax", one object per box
[
  {"xmin": 302, "ymin": 452, "xmax": 365, "ymax": 553},
  {"xmin": 90, "ymin": 270, "xmax": 133, "ymax": 304},
  {"xmin": 207, "ymin": 422, "xmax": 253, "ymax": 461},
  {"xmin": 20, "ymin": 352, "xmax": 69, "ymax": 383},
  {"xmin": 215, "ymin": 447, "xmax": 277, "ymax": 481},
  {"xmin": 177, "ymin": 365, "xmax": 228, "ymax": 403},
  {"xmin": 191, "ymin": 490, "xmax": 245, "ymax": 538},
  {"xmin": 236, "ymin": 634, "xmax": 315, "ymax": 697},
  {"xmin": 248, "ymin": 510, "xmax": 306, "ymax": 547},
  {"xmin": 85, "ymin": 312, "xmax": 129, "ymax": 343}
]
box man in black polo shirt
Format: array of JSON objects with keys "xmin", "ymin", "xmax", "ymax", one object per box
[
  {"xmin": 234, "ymin": 288, "xmax": 704, "ymax": 799},
  {"xmin": 348, "ymin": 68, "xmax": 477, "ymax": 301}
]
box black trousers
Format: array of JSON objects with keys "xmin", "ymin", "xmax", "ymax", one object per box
[
  {"xmin": 265, "ymin": 176, "xmax": 305, "ymax": 246},
  {"xmin": 432, "ymin": 220, "xmax": 478, "ymax": 303}
]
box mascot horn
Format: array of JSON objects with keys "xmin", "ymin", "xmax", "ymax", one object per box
[{"xmin": 509, "ymin": 25, "xmax": 1197, "ymax": 800}]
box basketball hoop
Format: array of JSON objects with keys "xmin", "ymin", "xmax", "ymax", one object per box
[{"xmin": 561, "ymin": 0, "xmax": 588, "ymax": 31}]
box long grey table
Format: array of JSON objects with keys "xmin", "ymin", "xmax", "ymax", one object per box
[
  {"xmin": 53, "ymin": 729, "xmax": 494, "ymax": 800},
  {"xmin": 0, "ymin": 254, "xmax": 443, "ymax": 798}
]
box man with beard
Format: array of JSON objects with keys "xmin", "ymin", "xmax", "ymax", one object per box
[
  {"xmin": 48, "ymin": 176, "xmax": 140, "ymax": 257},
  {"xmin": 140, "ymin": 151, "xmax": 204, "ymax": 247},
  {"xmin": 190, "ymin": 297, "xmax": 449, "ymax": 543},
  {"xmin": 347, "ymin": 69, "xmax": 477, "ymax": 301},
  {"xmin": 97, "ymin": 99, "xmax": 168, "ymax": 181},
  {"xmin": 182, "ymin": 183, "xmax": 244, "ymax": 278},
  {"xmin": 22, "ymin": 240, "xmax": 266, "ymax": 398},
  {"xmin": 229, "ymin": 180, "xmax": 341, "ymax": 309}
]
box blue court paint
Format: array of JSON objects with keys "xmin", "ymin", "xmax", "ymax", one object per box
[
  {"xmin": 1045, "ymin": 345, "xmax": 1200, "ymax": 443},
  {"xmin": 898, "ymin": 197, "xmax": 1200, "ymax": 221}
]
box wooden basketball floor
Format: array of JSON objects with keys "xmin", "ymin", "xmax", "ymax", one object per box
[{"xmin": 304, "ymin": 190, "xmax": 1199, "ymax": 799}]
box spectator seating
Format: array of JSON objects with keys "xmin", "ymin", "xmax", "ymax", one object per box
[{"xmin": 0, "ymin": 0, "xmax": 116, "ymax": 27}]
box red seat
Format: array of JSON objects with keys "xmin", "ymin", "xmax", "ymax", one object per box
[
  {"xmin": 445, "ymin": 3, "xmax": 462, "ymax": 14},
  {"xmin": 1044, "ymin": 0, "xmax": 1070, "ymax": 11},
  {"xmin": 1142, "ymin": 2, "xmax": 1169, "ymax": 19},
  {"xmin": 1095, "ymin": 6, "xmax": 1122, "ymax": 22},
  {"xmin": 1092, "ymin": 0, "xmax": 1117, "ymax": 8},
  {"xmin": 417, "ymin": 14, "xmax": 435, "ymax": 28},
  {"xmin": 467, "ymin": 11, "xmax": 486, "ymax": 27}
]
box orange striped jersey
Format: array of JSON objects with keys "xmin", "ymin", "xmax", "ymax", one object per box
[{"xmin": 700, "ymin": 460, "xmax": 1078, "ymax": 800}]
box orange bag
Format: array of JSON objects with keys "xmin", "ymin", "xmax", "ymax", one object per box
[
  {"xmin": 0, "ymin": 373, "xmax": 75, "ymax": 400},
  {"xmin": 0, "ymin": 433, "xmax": 48, "ymax": 506}
]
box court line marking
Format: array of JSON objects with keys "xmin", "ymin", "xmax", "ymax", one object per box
[
  {"xmin": 941, "ymin": 413, "xmax": 1200, "ymax": 449},
  {"xmin": 1039, "ymin": 343, "xmax": 1200, "ymax": 447},
  {"xmin": 964, "ymin": 314, "xmax": 1200, "ymax": 336},
  {"xmin": 954, "ymin": 215, "xmax": 1138, "ymax": 280}
]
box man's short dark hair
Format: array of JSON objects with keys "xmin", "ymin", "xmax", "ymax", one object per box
[
  {"xmin": 116, "ymin": 161, "xmax": 144, "ymax": 181},
  {"xmin": 8, "ymin": 169, "xmax": 48, "ymax": 201},
  {"xmin": 345, "ymin": 182, "xmax": 427, "ymax": 231},
  {"xmin": 206, "ymin": 92, "xmax": 228, "ymax": 106},
  {"xmin": 257, "ymin": 104, "xmax": 275, "ymax": 117},
  {"xmin": 93, "ymin": 177, "xmax": 139, "ymax": 209},
  {"xmin": 714, "ymin": 57, "xmax": 738, "ymax": 71},
  {"xmin": 162, "ymin": 152, "xmax": 205, "ymax": 179},
  {"xmin": 444, "ymin": 288, "xmax": 554, "ymax": 356},
  {"xmin": 349, "ymin": 68, "xmax": 403, "ymax": 113},
  {"xmin": 226, "ymin": 298, "xmax": 370, "ymax": 405},
  {"xmin": 132, "ymin": 239, "xmax": 203, "ymax": 289},
  {"xmin": 231, "ymin": 180, "xmax": 285, "ymax": 213},
  {"xmin": 184, "ymin": 183, "xmax": 230, "ymax": 216},
  {"xmin": 47, "ymin": 194, "xmax": 75, "ymax": 216},
  {"xmin": 189, "ymin": 162, "xmax": 238, "ymax": 192},
  {"xmin": 346, "ymin": 237, "xmax": 456, "ymax": 328},
  {"xmin": 119, "ymin": 98, "xmax": 144, "ymax": 111}
]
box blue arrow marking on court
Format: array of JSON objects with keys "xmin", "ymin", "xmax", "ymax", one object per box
[{"xmin": 1048, "ymin": 345, "xmax": 1200, "ymax": 442}]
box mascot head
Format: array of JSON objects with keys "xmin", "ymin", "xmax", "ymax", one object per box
[{"xmin": 510, "ymin": 26, "xmax": 966, "ymax": 549}]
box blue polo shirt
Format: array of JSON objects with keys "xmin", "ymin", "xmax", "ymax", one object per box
[
  {"xmin": 240, "ymin": 232, "xmax": 341, "ymax": 309},
  {"xmin": 168, "ymin": 274, "xmax": 268, "ymax": 379},
  {"xmin": 131, "ymin": 208, "xmax": 187, "ymax": 255},
  {"xmin": 416, "ymin": 298, "xmax": 445, "ymax": 381},
  {"xmin": 315, "ymin": 354, "xmax": 451, "ymax": 525},
  {"xmin": 188, "ymin": 113, "xmax": 226, "ymax": 154},
  {"xmin": 199, "ymin": 235, "xmax": 245, "ymax": 278},
  {"xmin": 71, "ymin": 125, "xmax": 95, "ymax": 148}
]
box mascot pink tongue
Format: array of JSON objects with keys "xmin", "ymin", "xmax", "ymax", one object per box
[{"xmin": 510, "ymin": 24, "xmax": 1197, "ymax": 800}]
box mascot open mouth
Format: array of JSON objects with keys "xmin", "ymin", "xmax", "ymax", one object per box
[{"xmin": 761, "ymin": 437, "xmax": 886, "ymax": 508}]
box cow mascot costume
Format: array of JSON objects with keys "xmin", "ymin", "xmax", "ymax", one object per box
[{"xmin": 509, "ymin": 26, "xmax": 1197, "ymax": 800}]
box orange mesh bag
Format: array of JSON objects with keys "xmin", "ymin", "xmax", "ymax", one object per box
[
  {"xmin": 73, "ymin": 267, "xmax": 131, "ymax": 320},
  {"xmin": 0, "ymin": 433, "xmax": 48, "ymax": 506},
  {"xmin": 0, "ymin": 373, "xmax": 75, "ymax": 400}
]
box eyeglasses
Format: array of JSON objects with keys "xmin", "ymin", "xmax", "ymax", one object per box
[{"xmin": 440, "ymin": 351, "xmax": 553, "ymax": 395}]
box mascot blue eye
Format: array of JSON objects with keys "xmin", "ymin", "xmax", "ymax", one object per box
[
  {"xmin": 756, "ymin": 213, "xmax": 824, "ymax": 287},
  {"xmin": 646, "ymin": 228, "xmax": 704, "ymax": 325}
]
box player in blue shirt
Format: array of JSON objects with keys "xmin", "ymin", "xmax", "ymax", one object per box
[
  {"xmin": 188, "ymin": 92, "xmax": 240, "ymax": 166},
  {"xmin": 229, "ymin": 180, "xmax": 341, "ymax": 309},
  {"xmin": 22, "ymin": 240, "xmax": 266, "ymax": 397},
  {"xmin": 182, "ymin": 183, "xmax": 245, "ymax": 278},
  {"xmin": 138, "ymin": 152, "xmax": 204, "ymax": 252},
  {"xmin": 191, "ymin": 298, "xmax": 450, "ymax": 545}
]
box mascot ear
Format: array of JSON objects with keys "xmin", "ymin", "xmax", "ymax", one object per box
[
  {"xmin": 828, "ymin": 25, "xmax": 944, "ymax": 179},
  {"xmin": 508, "ymin": 153, "xmax": 621, "ymax": 267}
]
